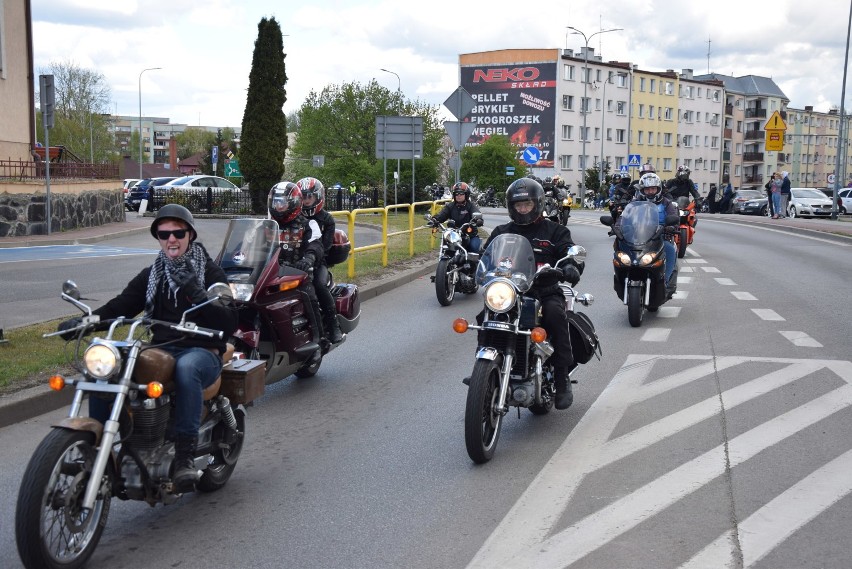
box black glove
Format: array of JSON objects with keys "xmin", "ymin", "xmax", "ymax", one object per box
[
  {"xmin": 475, "ymin": 217, "xmax": 484, "ymax": 227},
  {"xmin": 572, "ymin": 259, "xmax": 585, "ymax": 275},
  {"xmin": 293, "ymin": 254, "xmax": 315, "ymax": 272},
  {"xmin": 172, "ymin": 266, "xmax": 208, "ymax": 305},
  {"xmin": 57, "ymin": 317, "xmax": 83, "ymax": 341},
  {"xmin": 562, "ymin": 265, "xmax": 581, "ymax": 286},
  {"xmin": 425, "ymin": 217, "xmax": 437, "ymax": 227},
  {"xmin": 536, "ymin": 267, "xmax": 562, "ymax": 287}
]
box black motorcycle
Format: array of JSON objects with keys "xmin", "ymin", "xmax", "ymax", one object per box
[
  {"xmin": 425, "ymin": 213, "xmax": 482, "ymax": 306},
  {"xmin": 600, "ymin": 200, "xmax": 679, "ymax": 327},
  {"xmin": 452, "ymin": 234, "xmax": 599, "ymax": 463}
]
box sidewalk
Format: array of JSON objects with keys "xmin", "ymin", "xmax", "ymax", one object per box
[{"xmin": 0, "ymin": 212, "xmax": 152, "ymax": 248}]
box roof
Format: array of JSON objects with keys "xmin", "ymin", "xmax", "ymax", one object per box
[{"xmin": 694, "ymin": 73, "xmax": 789, "ymax": 101}]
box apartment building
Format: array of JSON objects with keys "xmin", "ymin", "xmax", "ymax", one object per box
[
  {"xmin": 675, "ymin": 70, "xmax": 726, "ymax": 194},
  {"xmin": 0, "ymin": 0, "xmax": 35, "ymax": 161}
]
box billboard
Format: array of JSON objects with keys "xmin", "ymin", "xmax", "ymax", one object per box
[{"xmin": 461, "ymin": 62, "xmax": 556, "ymax": 168}]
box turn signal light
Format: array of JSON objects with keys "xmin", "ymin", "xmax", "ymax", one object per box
[
  {"xmin": 49, "ymin": 375, "xmax": 66, "ymax": 391},
  {"xmin": 146, "ymin": 382, "xmax": 164, "ymax": 399},
  {"xmin": 452, "ymin": 318, "xmax": 469, "ymax": 333},
  {"xmin": 277, "ymin": 280, "xmax": 300, "ymax": 292},
  {"xmin": 530, "ymin": 327, "xmax": 547, "ymax": 343}
]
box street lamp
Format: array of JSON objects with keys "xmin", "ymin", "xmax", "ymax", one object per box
[
  {"xmin": 380, "ymin": 68, "xmax": 402, "ymax": 204},
  {"xmin": 597, "ymin": 71, "xmax": 613, "ymax": 189},
  {"xmin": 139, "ymin": 67, "xmax": 162, "ymax": 180},
  {"xmin": 568, "ymin": 26, "xmax": 622, "ymax": 195}
]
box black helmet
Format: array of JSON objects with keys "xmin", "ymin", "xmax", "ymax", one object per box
[
  {"xmin": 505, "ymin": 178, "xmax": 544, "ymax": 225},
  {"xmin": 452, "ymin": 182, "xmax": 471, "ymax": 199},
  {"xmin": 296, "ymin": 177, "xmax": 325, "ymax": 217},
  {"xmin": 267, "ymin": 182, "xmax": 302, "ymax": 224},
  {"xmin": 620, "ymin": 176, "xmax": 632, "ymax": 186},
  {"xmin": 676, "ymin": 165, "xmax": 691, "ymax": 180},
  {"xmin": 612, "ymin": 173, "xmax": 622, "ymax": 183},
  {"xmin": 150, "ymin": 204, "xmax": 197, "ymax": 241}
]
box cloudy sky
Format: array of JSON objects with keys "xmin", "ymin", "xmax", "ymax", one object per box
[{"xmin": 31, "ymin": 0, "xmax": 852, "ymax": 129}]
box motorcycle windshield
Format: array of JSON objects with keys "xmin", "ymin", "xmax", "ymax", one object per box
[
  {"xmin": 214, "ymin": 218, "xmax": 280, "ymax": 283},
  {"xmin": 618, "ymin": 201, "xmax": 661, "ymax": 246},
  {"xmin": 475, "ymin": 233, "xmax": 537, "ymax": 292}
]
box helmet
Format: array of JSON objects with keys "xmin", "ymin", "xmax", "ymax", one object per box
[
  {"xmin": 638, "ymin": 163, "xmax": 656, "ymax": 176},
  {"xmin": 505, "ymin": 178, "xmax": 544, "ymax": 225},
  {"xmin": 267, "ymin": 182, "xmax": 302, "ymax": 224},
  {"xmin": 621, "ymin": 176, "xmax": 632, "ymax": 186},
  {"xmin": 637, "ymin": 173, "xmax": 664, "ymax": 203},
  {"xmin": 452, "ymin": 182, "xmax": 470, "ymax": 199},
  {"xmin": 543, "ymin": 176, "xmax": 555, "ymax": 189},
  {"xmin": 150, "ymin": 204, "xmax": 197, "ymax": 241},
  {"xmin": 296, "ymin": 177, "xmax": 325, "ymax": 217},
  {"xmin": 612, "ymin": 173, "xmax": 622, "ymax": 183},
  {"xmin": 676, "ymin": 166, "xmax": 691, "ymax": 180}
]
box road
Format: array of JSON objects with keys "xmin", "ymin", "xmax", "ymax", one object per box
[{"xmin": 1, "ymin": 211, "xmax": 851, "ymax": 568}]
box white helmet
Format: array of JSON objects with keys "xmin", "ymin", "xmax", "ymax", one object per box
[{"xmin": 638, "ymin": 173, "xmax": 664, "ymax": 203}]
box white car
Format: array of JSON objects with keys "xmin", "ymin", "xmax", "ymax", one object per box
[
  {"xmin": 158, "ymin": 175, "xmax": 242, "ymax": 211},
  {"xmin": 787, "ymin": 188, "xmax": 834, "ymax": 218},
  {"xmin": 838, "ymin": 188, "xmax": 852, "ymax": 214}
]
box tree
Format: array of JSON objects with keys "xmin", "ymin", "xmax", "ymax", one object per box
[
  {"xmin": 175, "ymin": 127, "xmax": 216, "ymax": 161},
  {"xmin": 36, "ymin": 60, "xmax": 113, "ymax": 163},
  {"xmin": 459, "ymin": 135, "xmax": 527, "ymax": 196},
  {"xmin": 240, "ymin": 17, "xmax": 288, "ymax": 213}
]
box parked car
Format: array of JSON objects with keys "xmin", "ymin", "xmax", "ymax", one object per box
[
  {"xmin": 838, "ymin": 188, "xmax": 852, "ymax": 214},
  {"xmin": 787, "ymin": 187, "xmax": 835, "ymax": 218},
  {"xmin": 731, "ymin": 189, "xmax": 766, "ymax": 214},
  {"xmin": 158, "ymin": 175, "xmax": 243, "ymax": 211},
  {"xmin": 738, "ymin": 194, "xmax": 770, "ymax": 216},
  {"xmin": 122, "ymin": 179, "xmax": 141, "ymax": 210},
  {"xmin": 125, "ymin": 176, "xmax": 178, "ymax": 211}
]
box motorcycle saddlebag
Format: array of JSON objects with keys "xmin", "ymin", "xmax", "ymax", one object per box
[
  {"xmin": 333, "ymin": 283, "xmax": 360, "ymax": 321},
  {"xmin": 220, "ymin": 359, "xmax": 266, "ymax": 404},
  {"xmin": 567, "ymin": 311, "xmax": 602, "ymax": 364},
  {"xmin": 326, "ymin": 229, "xmax": 351, "ymax": 267}
]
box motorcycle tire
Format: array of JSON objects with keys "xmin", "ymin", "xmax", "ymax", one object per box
[
  {"xmin": 16, "ymin": 429, "xmax": 110, "ymax": 569},
  {"xmin": 197, "ymin": 406, "xmax": 247, "ymax": 492},
  {"xmin": 465, "ymin": 359, "xmax": 503, "ymax": 464},
  {"xmin": 295, "ymin": 350, "xmax": 322, "ymax": 378},
  {"xmin": 627, "ymin": 285, "xmax": 645, "ymax": 327},
  {"xmin": 677, "ymin": 228, "xmax": 688, "ymax": 258},
  {"xmin": 435, "ymin": 258, "xmax": 456, "ymax": 307}
]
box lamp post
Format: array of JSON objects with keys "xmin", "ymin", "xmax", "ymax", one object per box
[
  {"xmin": 597, "ymin": 71, "xmax": 613, "ymax": 189},
  {"xmin": 138, "ymin": 67, "xmax": 162, "ymax": 180},
  {"xmin": 568, "ymin": 26, "xmax": 622, "ymax": 196},
  {"xmin": 380, "ymin": 68, "xmax": 401, "ymax": 205}
]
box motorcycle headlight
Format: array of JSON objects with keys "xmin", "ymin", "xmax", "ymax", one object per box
[
  {"xmin": 484, "ymin": 280, "xmax": 516, "ymax": 312},
  {"xmin": 562, "ymin": 198, "xmax": 571, "ymax": 206},
  {"xmin": 231, "ymin": 283, "xmax": 254, "ymax": 301},
  {"xmin": 638, "ymin": 252, "xmax": 657, "ymax": 266},
  {"xmin": 84, "ymin": 342, "xmax": 121, "ymax": 380},
  {"xmin": 616, "ymin": 252, "xmax": 631, "ymax": 265},
  {"xmin": 446, "ymin": 231, "xmax": 462, "ymax": 245}
]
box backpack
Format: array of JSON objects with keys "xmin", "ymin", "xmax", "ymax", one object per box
[{"xmin": 567, "ymin": 311, "xmax": 602, "ymax": 365}]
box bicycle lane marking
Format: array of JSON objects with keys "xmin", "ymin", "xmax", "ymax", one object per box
[
  {"xmin": 466, "ymin": 355, "xmax": 852, "ymax": 569},
  {"xmin": 0, "ymin": 245, "xmax": 158, "ymax": 263}
]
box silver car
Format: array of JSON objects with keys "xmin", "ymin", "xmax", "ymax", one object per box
[{"xmin": 787, "ymin": 188, "xmax": 834, "ymax": 218}]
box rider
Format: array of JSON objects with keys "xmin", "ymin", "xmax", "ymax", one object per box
[
  {"xmin": 296, "ymin": 177, "xmax": 344, "ymax": 344},
  {"xmin": 665, "ymin": 165, "xmax": 702, "ymax": 205},
  {"xmin": 482, "ymin": 177, "xmax": 582, "ymax": 410},
  {"xmin": 57, "ymin": 204, "xmax": 238, "ymax": 493},
  {"xmin": 429, "ymin": 181, "xmax": 484, "ymax": 253},
  {"xmin": 267, "ymin": 182, "xmax": 327, "ymax": 348},
  {"xmin": 631, "ymin": 172, "xmax": 679, "ymax": 296},
  {"xmin": 608, "ymin": 174, "xmax": 634, "ymax": 230}
]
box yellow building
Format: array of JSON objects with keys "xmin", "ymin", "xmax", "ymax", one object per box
[
  {"xmin": 0, "ymin": 0, "xmax": 35, "ymax": 161},
  {"xmin": 630, "ymin": 69, "xmax": 680, "ymax": 180}
]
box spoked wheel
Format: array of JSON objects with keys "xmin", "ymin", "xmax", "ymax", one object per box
[
  {"xmin": 198, "ymin": 407, "xmax": 247, "ymax": 492},
  {"xmin": 465, "ymin": 359, "xmax": 504, "ymax": 464},
  {"xmin": 16, "ymin": 429, "xmax": 110, "ymax": 569},
  {"xmin": 677, "ymin": 228, "xmax": 688, "ymax": 258},
  {"xmin": 435, "ymin": 258, "xmax": 456, "ymax": 306},
  {"xmin": 627, "ymin": 285, "xmax": 645, "ymax": 327}
]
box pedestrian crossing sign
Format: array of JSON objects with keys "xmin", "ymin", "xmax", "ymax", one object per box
[
  {"xmin": 620, "ymin": 165, "xmax": 629, "ymax": 174},
  {"xmin": 628, "ymin": 154, "xmax": 641, "ymax": 167}
]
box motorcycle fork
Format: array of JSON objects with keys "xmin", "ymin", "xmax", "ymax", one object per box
[{"xmin": 494, "ymin": 353, "xmax": 515, "ymax": 416}]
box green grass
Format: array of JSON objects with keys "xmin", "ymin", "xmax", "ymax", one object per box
[{"xmin": 0, "ymin": 318, "xmax": 78, "ymax": 393}]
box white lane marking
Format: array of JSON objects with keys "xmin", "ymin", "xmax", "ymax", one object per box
[
  {"xmin": 715, "ymin": 278, "xmax": 737, "ymax": 286},
  {"xmin": 686, "ymin": 248, "xmax": 701, "ymax": 257},
  {"xmin": 641, "ymin": 328, "xmax": 671, "ymax": 341},
  {"xmin": 780, "ymin": 330, "xmax": 823, "ymax": 347},
  {"xmin": 680, "ymin": 266, "xmax": 695, "ymax": 273},
  {"xmin": 656, "ymin": 307, "xmax": 681, "ymax": 318},
  {"xmin": 672, "ymin": 291, "xmax": 689, "ymax": 300},
  {"xmin": 752, "ymin": 308, "xmax": 785, "ymax": 321},
  {"xmin": 701, "ymin": 266, "xmax": 721, "ymax": 273},
  {"xmin": 678, "ymin": 276, "xmax": 693, "ymax": 284},
  {"xmin": 686, "ymin": 258, "xmax": 707, "ymax": 264},
  {"xmin": 466, "ymin": 357, "xmax": 852, "ymax": 569},
  {"xmin": 681, "ymin": 448, "xmax": 852, "ymax": 568},
  {"xmin": 731, "ymin": 291, "xmax": 757, "ymax": 300},
  {"xmin": 700, "ymin": 219, "xmax": 852, "ymax": 247}
]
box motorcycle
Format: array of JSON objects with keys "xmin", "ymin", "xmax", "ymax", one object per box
[
  {"xmin": 16, "ymin": 281, "xmax": 249, "ymax": 569},
  {"xmin": 214, "ymin": 218, "xmax": 360, "ymax": 383},
  {"xmin": 600, "ymin": 200, "xmax": 680, "ymax": 327},
  {"xmin": 451, "ymin": 234, "xmax": 598, "ymax": 463},
  {"xmin": 543, "ymin": 190, "xmax": 570, "ymax": 225},
  {"xmin": 672, "ymin": 196, "xmax": 698, "ymax": 258},
  {"xmin": 425, "ymin": 212, "xmax": 483, "ymax": 306}
]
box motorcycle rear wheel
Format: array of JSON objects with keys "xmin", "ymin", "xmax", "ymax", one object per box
[
  {"xmin": 435, "ymin": 258, "xmax": 456, "ymax": 306},
  {"xmin": 16, "ymin": 429, "xmax": 110, "ymax": 569},
  {"xmin": 677, "ymin": 228, "xmax": 688, "ymax": 258},
  {"xmin": 627, "ymin": 285, "xmax": 645, "ymax": 327},
  {"xmin": 465, "ymin": 359, "xmax": 503, "ymax": 464},
  {"xmin": 198, "ymin": 406, "xmax": 247, "ymax": 492}
]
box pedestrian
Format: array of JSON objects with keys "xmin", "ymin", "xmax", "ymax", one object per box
[
  {"xmin": 718, "ymin": 183, "xmax": 734, "ymax": 214},
  {"xmin": 706, "ymin": 184, "xmax": 718, "ymax": 213},
  {"xmin": 779, "ymin": 171, "xmax": 791, "ymax": 218},
  {"xmin": 768, "ymin": 172, "xmax": 783, "ymax": 218},
  {"xmin": 764, "ymin": 177, "xmax": 775, "ymax": 217}
]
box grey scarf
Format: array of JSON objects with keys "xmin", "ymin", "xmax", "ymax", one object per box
[{"xmin": 144, "ymin": 241, "xmax": 209, "ymax": 317}]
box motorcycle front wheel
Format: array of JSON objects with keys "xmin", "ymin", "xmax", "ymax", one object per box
[
  {"xmin": 16, "ymin": 429, "xmax": 111, "ymax": 569},
  {"xmin": 677, "ymin": 228, "xmax": 688, "ymax": 258},
  {"xmin": 627, "ymin": 285, "xmax": 645, "ymax": 327},
  {"xmin": 465, "ymin": 359, "xmax": 504, "ymax": 464},
  {"xmin": 435, "ymin": 258, "xmax": 456, "ymax": 306},
  {"xmin": 198, "ymin": 406, "xmax": 247, "ymax": 492}
]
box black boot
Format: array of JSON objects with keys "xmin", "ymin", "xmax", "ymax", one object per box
[
  {"xmin": 173, "ymin": 434, "xmax": 199, "ymax": 493},
  {"xmin": 554, "ymin": 368, "xmax": 573, "ymax": 410},
  {"xmin": 325, "ymin": 315, "xmax": 344, "ymax": 344}
]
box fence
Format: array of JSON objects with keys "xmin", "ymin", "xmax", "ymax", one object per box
[{"xmin": 0, "ymin": 159, "xmax": 118, "ymax": 181}]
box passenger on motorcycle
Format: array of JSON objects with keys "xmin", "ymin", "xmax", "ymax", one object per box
[
  {"xmin": 630, "ymin": 173, "xmax": 679, "ymax": 295},
  {"xmin": 429, "ymin": 182, "xmax": 484, "ymax": 252},
  {"xmin": 665, "ymin": 165, "xmax": 702, "ymax": 205},
  {"xmin": 296, "ymin": 177, "xmax": 344, "ymax": 344},
  {"xmin": 483, "ymin": 178, "xmax": 582, "ymax": 410},
  {"xmin": 268, "ymin": 182, "xmax": 328, "ymax": 347},
  {"xmin": 57, "ymin": 204, "xmax": 238, "ymax": 493}
]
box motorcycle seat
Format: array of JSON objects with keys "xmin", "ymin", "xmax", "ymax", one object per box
[{"xmin": 132, "ymin": 343, "xmax": 235, "ymax": 400}]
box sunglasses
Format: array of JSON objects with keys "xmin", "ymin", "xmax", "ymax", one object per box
[{"xmin": 156, "ymin": 229, "xmax": 188, "ymax": 240}]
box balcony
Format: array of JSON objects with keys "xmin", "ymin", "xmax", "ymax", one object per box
[
  {"xmin": 743, "ymin": 152, "xmax": 764, "ymax": 162},
  {"xmin": 724, "ymin": 128, "xmax": 733, "ymax": 138},
  {"xmin": 745, "ymin": 108, "xmax": 767, "ymax": 119},
  {"xmin": 744, "ymin": 174, "xmax": 764, "ymax": 183},
  {"xmin": 725, "ymin": 103, "xmax": 733, "ymax": 115},
  {"xmin": 723, "ymin": 151, "xmax": 731, "ymax": 161},
  {"xmin": 744, "ymin": 130, "xmax": 764, "ymax": 140}
]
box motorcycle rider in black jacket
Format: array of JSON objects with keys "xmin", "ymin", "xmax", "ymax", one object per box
[
  {"xmin": 429, "ymin": 182, "xmax": 483, "ymax": 252},
  {"xmin": 296, "ymin": 177, "xmax": 344, "ymax": 344},
  {"xmin": 665, "ymin": 165, "xmax": 702, "ymax": 205},
  {"xmin": 482, "ymin": 178, "xmax": 582, "ymax": 410}
]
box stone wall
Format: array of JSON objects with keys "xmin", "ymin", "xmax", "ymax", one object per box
[{"xmin": 0, "ymin": 190, "xmax": 124, "ymax": 237}]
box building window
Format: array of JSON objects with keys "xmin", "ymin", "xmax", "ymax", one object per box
[
  {"xmin": 710, "ymin": 160, "xmax": 718, "ymax": 171},
  {"xmin": 665, "ymin": 81, "xmax": 674, "ymax": 95},
  {"xmin": 639, "ymin": 77, "xmax": 646, "ymax": 92},
  {"xmin": 649, "ymin": 132, "xmax": 655, "ymax": 145},
  {"xmin": 616, "ymin": 101, "xmax": 626, "ymax": 115},
  {"xmin": 638, "ymin": 104, "xmax": 645, "ymax": 118},
  {"xmin": 711, "ymin": 136, "xmax": 719, "ymax": 148},
  {"xmin": 736, "ymin": 143, "xmax": 742, "ymax": 154},
  {"xmin": 606, "ymin": 128, "xmax": 612, "ymax": 140},
  {"xmin": 663, "ymin": 158, "xmax": 672, "ymax": 170},
  {"xmin": 595, "ymin": 98, "xmax": 602, "ymax": 111},
  {"xmin": 563, "ymin": 64, "xmax": 575, "ymax": 81},
  {"xmin": 594, "ymin": 127, "xmax": 601, "ymax": 140},
  {"xmin": 649, "ymin": 106, "xmax": 655, "ymax": 119},
  {"xmin": 581, "ymin": 97, "xmax": 591, "ymax": 113},
  {"xmin": 650, "ymin": 78, "xmax": 656, "ymax": 92},
  {"xmin": 561, "ymin": 125, "xmax": 573, "ymax": 139},
  {"xmin": 562, "ymin": 95, "xmax": 574, "ymax": 110},
  {"xmin": 682, "ymin": 135, "xmax": 692, "ymax": 147},
  {"xmin": 637, "ymin": 131, "xmax": 644, "ymax": 144},
  {"xmin": 663, "ymin": 133, "xmax": 673, "ymax": 146},
  {"xmin": 560, "ymin": 155, "xmax": 572, "ymax": 169},
  {"xmin": 582, "ymin": 67, "xmax": 592, "ymax": 83},
  {"xmin": 664, "ymin": 108, "xmax": 673, "ymax": 120},
  {"xmin": 735, "ymin": 165, "xmax": 741, "ymax": 177},
  {"xmin": 616, "ymin": 129, "xmax": 626, "ymax": 143},
  {"xmin": 617, "ymin": 73, "xmax": 627, "ymax": 87}
]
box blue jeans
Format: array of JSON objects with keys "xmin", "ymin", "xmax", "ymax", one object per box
[
  {"xmin": 772, "ymin": 192, "xmax": 782, "ymax": 216},
  {"xmin": 90, "ymin": 345, "xmax": 222, "ymax": 436},
  {"xmin": 467, "ymin": 235, "xmax": 482, "ymax": 253},
  {"xmin": 663, "ymin": 240, "xmax": 677, "ymax": 284}
]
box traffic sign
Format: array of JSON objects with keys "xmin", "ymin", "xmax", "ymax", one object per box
[
  {"xmin": 620, "ymin": 165, "xmax": 629, "ymax": 174},
  {"xmin": 764, "ymin": 110, "xmax": 787, "ymax": 131},
  {"xmin": 522, "ymin": 146, "xmax": 541, "ymax": 165},
  {"xmin": 828, "ymin": 173, "xmax": 836, "ymax": 185},
  {"xmin": 506, "ymin": 166, "xmax": 516, "ymax": 176},
  {"xmin": 765, "ymin": 130, "xmax": 783, "ymax": 152},
  {"xmin": 628, "ymin": 154, "xmax": 641, "ymax": 167},
  {"xmin": 444, "ymin": 120, "xmax": 478, "ymax": 151},
  {"xmin": 443, "ymin": 86, "xmax": 476, "ymax": 121},
  {"xmin": 212, "ymin": 146, "xmax": 218, "ymax": 165},
  {"xmin": 224, "ymin": 159, "xmax": 242, "ymax": 177}
]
